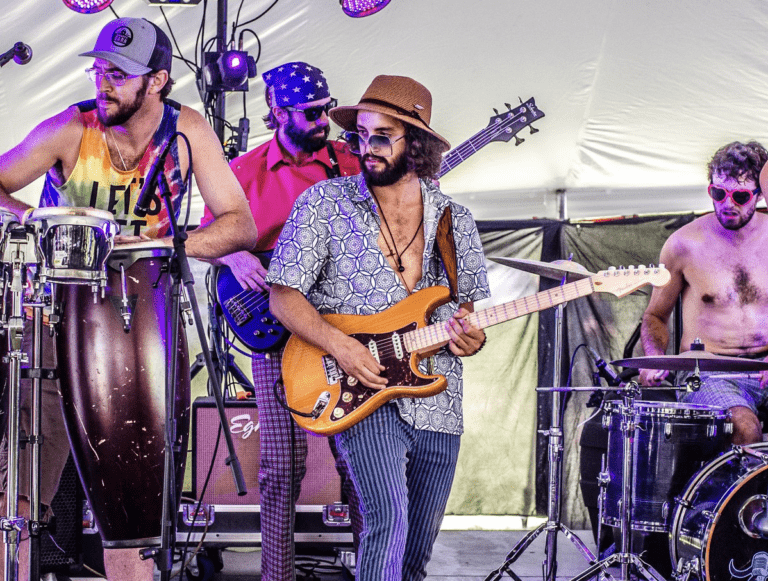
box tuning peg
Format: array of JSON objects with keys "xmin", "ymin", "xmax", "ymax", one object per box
[
  {"xmin": 518, "ymin": 96, "xmax": 523, "ymax": 104},
  {"xmin": 529, "ymin": 126, "xmax": 539, "ymax": 134},
  {"xmin": 515, "ymin": 136, "xmax": 525, "ymax": 146},
  {"xmin": 493, "ymin": 108, "xmax": 500, "ymax": 115},
  {"xmin": 505, "ymin": 103, "xmax": 512, "ymax": 110}
]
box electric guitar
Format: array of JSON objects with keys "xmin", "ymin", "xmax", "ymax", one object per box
[
  {"xmin": 217, "ymin": 98, "xmax": 546, "ymax": 352},
  {"xmin": 281, "ymin": 265, "xmax": 671, "ymax": 435}
]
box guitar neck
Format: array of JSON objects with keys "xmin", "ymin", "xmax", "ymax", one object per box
[
  {"xmin": 405, "ymin": 277, "xmax": 595, "ymax": 353},
  {"xmin": 437, "ymin": 125, "xmax": 497, "ymax": 178}
]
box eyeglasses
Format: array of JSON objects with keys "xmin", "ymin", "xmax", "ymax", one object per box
[
  {"xmin": 342, "ymin": 131, "xmax": 405, "ymax": 156},
  {"xmin": 707, "ymin": 183, "xmax": 761, "ymax": 206},
  {"xmin": 85, "ymin": 67, "xmax": 141, "ymax": 87},
  {"xmin": 282, "ymin": 98, "xmax": 337, "ymax": 122}
]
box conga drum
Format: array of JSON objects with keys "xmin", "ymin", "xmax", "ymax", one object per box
[{"xmin": 54, "ymin": 240, "xmax": 190, "ymax": 548}]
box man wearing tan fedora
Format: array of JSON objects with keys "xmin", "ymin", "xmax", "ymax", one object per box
[{"xmin": 267, "ymin": 75, "xmax": 490, "ymax": 580}]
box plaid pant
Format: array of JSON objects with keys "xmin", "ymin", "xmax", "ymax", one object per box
[{"xmin": 251, "ymin": 353, "xmax": 362, "ymax": 581}]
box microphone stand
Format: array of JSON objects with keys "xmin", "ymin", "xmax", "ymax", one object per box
[{"xmin": 140, "ymin": 173, "xmax": 247, "ymax": 580}]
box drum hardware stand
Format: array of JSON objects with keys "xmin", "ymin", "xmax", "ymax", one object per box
[
  {"xmin": 0, "ymin": 224, "xmax": 48, "ymax": 581},
  {"xmin": 568, "ymin": 381, "xmax": 666, "ymax": 581},
  {"xmin": 137, "ymin": 172, "xmax": 247, "ymax": 581},
  {"xmin": 485, "ymin": 275, "xmax": 597, "ymax": 581}
]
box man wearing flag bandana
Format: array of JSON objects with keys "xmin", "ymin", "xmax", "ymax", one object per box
[{"xmin": 202, "ymin": 61, "xmax": 360, "ymax": 580}]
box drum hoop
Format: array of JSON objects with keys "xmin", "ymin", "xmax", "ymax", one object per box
[
  {"xmin": 669, "ymin": 441, "xmax": 768, "ymax": 566},
  {"xmin": 107, "ymin": 242, "xmax": 173, "ymax": 272},
  {"xmin": 604, "ymin": 400, "xmax": 729, "ymax": 420},
  {"xmin": 27, "ymin": 207, "xmax": 117, "ymax": 222}
]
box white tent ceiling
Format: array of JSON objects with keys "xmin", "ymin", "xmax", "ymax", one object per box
[{"xmin": 2, "ymin": 0, "xmax": 768, "ymax": 221}]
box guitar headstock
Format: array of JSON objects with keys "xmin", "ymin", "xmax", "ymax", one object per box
[
  {"xmin": 592, "ymin": 265, "xmax": 671, "ymax": 297},
  {"xmin": 485, "ymin": 97, "xmax": 545, "ymax": 146}
]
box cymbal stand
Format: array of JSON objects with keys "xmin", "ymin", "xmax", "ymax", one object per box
[
  {"xmin": 485, "ymin": 277, "xmax": 596, "ymax": 581},
  {"xmin": 569, "ymin": 381, "xmax": 666, "ymax": 581},
  {"xmin": 0, "ymin": 225, "xmax": 41, "ymax": 581}
]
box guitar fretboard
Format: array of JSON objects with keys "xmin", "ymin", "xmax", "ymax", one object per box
[{"xmin": 404, "ymin": 277, "xmax": 595, "ymax": 353}]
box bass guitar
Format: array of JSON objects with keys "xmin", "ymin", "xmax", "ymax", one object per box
[
  {"xmin": 217, "ymin": 98, "xmax": 545, "ymax": 352},
  {"xmin": 282, "ymin": 265, "xmax": 670, "ymax": 435}
]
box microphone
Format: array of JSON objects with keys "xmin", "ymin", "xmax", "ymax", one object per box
[
  {"xmin": 588, "ymin": 346, "xmax": 622, "ymax": 387},
  {"xmin": 134, "ymin": 136, "xmax": 175, "ymax": 218},
  {"xmin": 13, "ymin": 43, "xmax": 32, "ymax": 65}
]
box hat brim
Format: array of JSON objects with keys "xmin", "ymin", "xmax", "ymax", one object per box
[
  {"xmin": 79, "ymin": 50, "xmax": 152, "ymax": 76},
  {"xmin": 330, "ymin": 103, "xmax": 451, "ymax": 152}
]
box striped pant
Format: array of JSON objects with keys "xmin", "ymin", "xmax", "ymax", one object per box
[{"xmin": 335, "ymin": 403, "xmax": 461, "ymax": 581}]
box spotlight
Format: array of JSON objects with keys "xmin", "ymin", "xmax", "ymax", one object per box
[
  {"xmin": 63, "ymin": 0, "xmax": 113, "ymax": 13},
  {"xmin": 201, "ymin": 50, "xmax": 257, "ymax": 92},
  {"xmin": 340, "ymin": 0, "xmax": 391, "ymax": 17}
]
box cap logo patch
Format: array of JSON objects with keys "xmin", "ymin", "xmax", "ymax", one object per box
[{"xmin": 112, "ymin": 26, "xmax": 134, "ymax": 48}]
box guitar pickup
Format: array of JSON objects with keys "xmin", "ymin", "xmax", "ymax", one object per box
[
  {"xmin": 224, "ymin": 297, "xmax": 252, "ymax": 325},
  {"xmin": 322, "ymin": 354, "xmax": 343, "ymax": 385}
]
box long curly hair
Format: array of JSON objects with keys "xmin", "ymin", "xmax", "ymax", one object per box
[
  {"xmin": 707, "ymin": 141, "xmax": 768, "ymax": 185},
  {"xmin": 404, "ymin": 124, "xmax": 445, "ymax": 179}
]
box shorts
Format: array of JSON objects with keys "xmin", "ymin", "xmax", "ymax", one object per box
[
  {"xmin": 0, "ymin": 321, "xmax": 70, "ymax": 509},
  {"xmin": 678, "ymin": 370, "xmax": 768, "ymax": 415}
]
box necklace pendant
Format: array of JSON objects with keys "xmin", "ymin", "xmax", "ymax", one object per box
[{"xmin": 398, "ymin": 265, "xmax": 405, "ymax": 273}]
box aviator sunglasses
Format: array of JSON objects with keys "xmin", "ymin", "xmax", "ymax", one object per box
[
  {"xmin": 282, "ymin": 98, "xmax": 337, "ymax": 122},
  {"xmin": 707, "ymin": 183, "xmax": 761, "ymax": 206},
  {"xmin": 342, "ymin": 131, "xmax": 406, "ymax": 156}
]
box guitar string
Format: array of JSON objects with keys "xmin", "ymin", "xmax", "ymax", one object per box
[{"xmin": 441, "ymin": 110, "xmax": 527, "ymax": 169}]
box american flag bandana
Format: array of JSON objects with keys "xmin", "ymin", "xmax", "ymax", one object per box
[{"xmin": 262, "ymin": 61, "xmax": 331, "ymax": 107}]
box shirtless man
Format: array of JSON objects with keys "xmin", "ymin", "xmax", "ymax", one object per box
[{"xmin": 640, "ymin": 141, "xmax": 768, "ymax": 444}]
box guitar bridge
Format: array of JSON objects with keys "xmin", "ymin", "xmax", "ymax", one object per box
[
  {"xmin": 322, "ymin": 354, "xmax": 343, "ymax": 385},
  {"xmin": 224, "ymin": 297, "xmax": 253, "ymax": 325}
]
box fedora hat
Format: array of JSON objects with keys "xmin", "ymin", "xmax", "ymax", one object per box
[{"xmin": 329, "ymin": 75, "xmax": 450, "ymax": 152}]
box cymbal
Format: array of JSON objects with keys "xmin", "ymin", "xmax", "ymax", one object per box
[
  {"xmin": 488, "ymin": 257, "xmax": 595, "ymax": 281},
  {"xmin": 612, "ymin": 351, "xmax": 768, "ymax": 372}
]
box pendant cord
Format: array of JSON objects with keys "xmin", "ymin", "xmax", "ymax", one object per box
[
  {"xmin": 371, "ymin": 191, "xmax": 423, "ymax": 275},
  {"xmin": 107, "ymin": 127, "xmax": 129, "ymax": 171}
]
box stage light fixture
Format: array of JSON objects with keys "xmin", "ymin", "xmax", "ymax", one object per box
[
  {"xmin": 201, "ymin": 50, "xmax": 257, "ymax": 92},
  {"xmin": 144, "ymin": 0, "xmax": 202, "ymax": 5},
  {"xmin": 63, "ymin": 0, "xmax": 113, "ymax": 14},
  {"xmin": 341, "ymin": 0, "xmax": 391, "ymax": 17}
]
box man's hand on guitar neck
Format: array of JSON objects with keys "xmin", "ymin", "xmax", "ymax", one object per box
[
  {"xmin": 220, "ymin": 251, "xmax": 269, "ymax": 291},
  {"xmin": 445, "ymin": 306, "xmax": 486, "ymax": 357}
]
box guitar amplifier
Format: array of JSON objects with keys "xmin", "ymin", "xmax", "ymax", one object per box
[
  {"xmin": 188, "ymin": 397, "xmax": 353, "ymax": 551},
  {"xmin": 191, "ymin": 396, "xmax": 342, "ymax": 505}
]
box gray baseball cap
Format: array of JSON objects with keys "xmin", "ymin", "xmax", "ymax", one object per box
[{"xmin": 80, "ymin": 17, "xmax": 172, "ymax": 76}]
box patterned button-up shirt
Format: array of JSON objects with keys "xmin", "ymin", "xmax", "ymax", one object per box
[{"xmin": 266, "ymin": 174, "xmax": 490, "ymax": 435}]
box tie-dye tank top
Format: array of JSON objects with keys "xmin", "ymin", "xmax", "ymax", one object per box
[{"xmin": 40, "ymin": 99, "xmax": 186, "ymax": 238}]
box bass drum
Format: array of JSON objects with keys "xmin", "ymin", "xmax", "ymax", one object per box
[
  {"xmin": 56, "ymin": 242, "xmax": 190, "ymax": 548},
  {"xmin": 670, "ymin": 442, "xmax": 768, "ymax": 581}
]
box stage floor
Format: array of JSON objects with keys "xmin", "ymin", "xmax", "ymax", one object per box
[{"xmin": 129, "ymin": 529, "xmax": 605, "ymax": 580}]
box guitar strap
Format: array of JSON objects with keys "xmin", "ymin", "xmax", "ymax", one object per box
[
  {"xmin": 435, "ymin": 205, "xmax": 460, "ymax": 303},
  {"xmin": 324, "ymin": 143, "xmax": 342, "ymax": 179}
]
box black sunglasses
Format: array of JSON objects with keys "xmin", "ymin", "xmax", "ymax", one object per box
[
  {"xmin": 708, "ymin": 183, "xmax": 761, "ymax": 206},
  {"xmin": 283, "ymin": 98, "xmax": 337, "ymax": 122}
]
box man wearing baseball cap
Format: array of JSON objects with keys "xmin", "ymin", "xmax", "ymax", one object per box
[
  {"xmin": 267, "ymin": 75, "xmax": 490, "ymax": 580},
  {"xmin": 201, "ymin": 60, "xmax": 361, "ymax": 581},
  {"xmin": 0, "ymin": 16, "xmax": 257, "ymax": 581}
]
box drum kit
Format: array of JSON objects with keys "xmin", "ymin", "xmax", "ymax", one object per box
[
  {"xmin": 484, "ymin": 257, "xmax": 768, "ymax": 581},
  {"xmin": 0, "ymin": 204, "xmax": 246, "ymax": 581}
]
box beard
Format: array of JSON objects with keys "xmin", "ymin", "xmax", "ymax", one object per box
[
  {"xmin": 361, "ymin": 149, "xmax": 410, "ymax": 187},
  {"xmin": 97, "ymin": 76, "xmax": 149, "ymax": 127},
  {"xmin": 715, "ymin": 204, "xmax": 756, "ymax": 230},
  {"xmin": 284, "ymin": 117, "xmax": 329, "ymax": 153}
]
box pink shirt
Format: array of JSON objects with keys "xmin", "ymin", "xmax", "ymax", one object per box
[{"xmin": 202, "ymin": 134, "xmax": 360, "ymax": 252}]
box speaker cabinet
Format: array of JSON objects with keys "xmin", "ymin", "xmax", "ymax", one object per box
[{"xmin": 191, "ymin": 397, "xmax": 341, "ymax": 505}]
